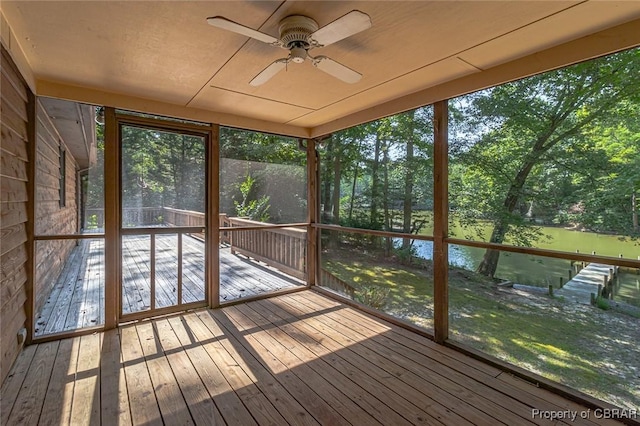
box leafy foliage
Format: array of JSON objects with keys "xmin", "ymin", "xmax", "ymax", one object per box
[
  {"xmin": 233, "ymin": 174, "xmax": 271, "ymax": 221},
  {"xmin": 354, "ymin": 285, "xmax": 390, "ymax": 309}
]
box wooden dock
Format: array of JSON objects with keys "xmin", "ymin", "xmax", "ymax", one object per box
[
  {"xmin": 556, "ymin": 263, "xmax": 617, "ymax": 304},
  {"xmin": 35, "ymin": 235, "xmax": 303, "ymax": 336}
]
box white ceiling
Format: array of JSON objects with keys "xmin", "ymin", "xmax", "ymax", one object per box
[{"xmin": 2, "ymin": 1, "xmax": 640, "ymax": 137}]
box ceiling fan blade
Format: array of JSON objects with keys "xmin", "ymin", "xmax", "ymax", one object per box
[
  {"xmin": 310, "ymin": 10, "xmax": 371, "ymax": 47},
  {"xmin": 207, "ymin": 16, "xmax": 279, "ymax": 45},
  {"xmin": 250, "ymin": 59, "xmax": 289, "ymax": 86},
  {"xmin": 312, "ymin": 56, "xmax": 362, "ymax": 84}
]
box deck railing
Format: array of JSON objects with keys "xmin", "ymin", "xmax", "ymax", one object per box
[
  {"xmin": 84, "ymin": 207, "xmax": 306, "ymax": 280},
  {"xmin": 163, "ymin": 209, "xmax": 307, "ymax": 280},
  {"xmin": 85, "ymin": 207, "xmax": 165, "ymax": 229},
  {"xmin": 221, "ymin": 215, "xmax": 307, "ymax": 280},
  {"xmin": 163, "ymin": 207, "xmax": 205, "ymax": 240},
  {"xmin": 320, "ymin": 268, "xmax": 356, "ymax": 297}
]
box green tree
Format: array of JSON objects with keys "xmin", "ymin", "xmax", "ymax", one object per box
[{"xmin": 450, "ymin": 48, "xmax": 640, "ymax": 277}]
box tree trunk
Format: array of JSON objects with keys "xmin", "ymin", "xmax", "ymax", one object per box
[
  {"xmin": 402, "ymin": 124, "xmax": 415, "ymax": 250},
  {"xmin": 633, "ymin": 191, "xmax": 638, "ymax": 232},
  {"xmin": 348, "ymin": 164, "xmax": 358, "ymax": 221},
  {"xmin": 383, "ymin": 145, "xmax": 392, "ymax": 256},
  {"xmin": 322, "ymin": 140, "xmax": 334, "ymax": 222},
  {"xmin": 332, "ymin": 148, "xmax": 342, "ymax": 225},
  {"xmin": 477, "ymin": 157, "xmax": 537, "ymax": 277},
  {"xmin": 330, "ymin": 142, "xmax": 342, "ymax": 248},
  {"xmin": 370, "ymin": 133, "xmax": 382, "ymax": 229},
  {"xmin": 178, "ymin": 138, "xmax": 187, "ymax": 206},
  {"xmin": 348, "ymin": 139, "xmax": 362, "ymax": 222},
  {"xmin": 477, "ymin": 223, "xmax": 507, "ymax": 277}
]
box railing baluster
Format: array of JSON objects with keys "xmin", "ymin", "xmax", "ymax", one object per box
[
  {"xmin": 178, "ymin": 232, "xmax": 183, "ymax": 305},
  {"xmin": 150, "ymin": 233, "xmax": 156, "ymax": 310}
]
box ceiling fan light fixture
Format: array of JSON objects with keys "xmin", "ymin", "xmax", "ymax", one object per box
[
  {"xmin": 208, "ymin": 10, "xmax": 371, "ymax": 85},
  {"xmin": 290, "ymin": 45, "xmax": 307, "ymax": 63}
]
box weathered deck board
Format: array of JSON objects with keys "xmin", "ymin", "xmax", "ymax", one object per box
[
  {"xmin": 153, "ymin": 318, "xmax": 226, "ymax": 425},
  {"xmin": 69, "ymin": 334, "xmax": 101, "ymax": 425},
  {"xmin": 245, "ymin": 298, "xmax": 499, "ymax": 425},
  {"xmin": 35, "ymin": 235, "xmax": 303, "ymax": 336},
  {"xmin": 2, "ymin": 292, "xmax": 625, "ymax": 425},
  {"xmin": 294, "ymin": 292, "xmax": 623, "ymax": 426},
  {"xmin": 38, "ymin": 337, "xmax": 80, "ymax": 425},
  {"xmin": 166, "ymin": 315, "xmax": 258, "ymax": 425}
]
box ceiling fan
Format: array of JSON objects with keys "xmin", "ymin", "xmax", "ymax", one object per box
[{"xmin": 207, "ymin": 11, "xmax": 372, "ymax": 86}]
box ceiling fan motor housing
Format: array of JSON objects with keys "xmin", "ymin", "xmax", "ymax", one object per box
[{"xmin": 279, "ymin": 15, "xmax": 319, "ymax": 60}]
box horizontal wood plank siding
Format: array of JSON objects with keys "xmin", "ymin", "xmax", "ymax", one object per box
[
  {"xmin": 0, "ymin": 46, "xmax": 30, "ymax": 384},
  {"xmin": 33, "ymin": 99, "xmax": 78, "ymax": 315}
]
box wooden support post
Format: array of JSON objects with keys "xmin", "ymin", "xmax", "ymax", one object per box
[
  {"xmin": 597, "ymin": 284, "xmax": 603, "ymax": 303},
  {"xmin": 548, "ymin": 285, "xmax": 553, "ymax": 297},
  {"xmin": 568, "ymin": 269, "xmax": 573, "ymax": 280},
  {"xmin": 433, "ymin": 100, "xmax": 449, "ymax": 344},
  {"xmin": 307, "ymin": 138, "xmax": 318, "ymax": 287},
  {"xmin": 104, "ymin": 107, "xmax": 119, "ymax": 328},
  {"xmin": 207, "ymin": 124, "xmax": 220, "ymax": 308},
  {"xmin": 25, "ymin": 90, "xmax": 36, "ymax": 344},
  {"xmin": 177, "ymin": 233, "xmax": 183, "ymax": 305},
  {"xmin": 559, "ymin": 276, "xmax": 563, "ymax": 288},
  {"xmin": 591, "ymin": 293, "xmax": 596, "ymax": 305},
  {"xmin": 150, "ymin": 234, "xmax": 156, "ymax": 309}
]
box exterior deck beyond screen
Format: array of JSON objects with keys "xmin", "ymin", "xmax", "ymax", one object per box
[{"xmin": 35, "ymin": 236, "xmax": 303, "ymax": 336}]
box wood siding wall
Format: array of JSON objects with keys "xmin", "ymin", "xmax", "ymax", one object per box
[
  {"xmin": 0, "ymin": 46, "xmax": 30, "ymax": 384},
  {"xmin": 34, "ymin": 101, "xmax": 78, "ymax": 315}
]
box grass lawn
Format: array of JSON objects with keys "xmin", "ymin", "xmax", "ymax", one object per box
[{"xmin": 322, "ymin": 247, "xmax": 640, "ymax": 410}]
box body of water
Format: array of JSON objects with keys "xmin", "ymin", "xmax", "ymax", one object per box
[{"xmin": 394, "ymin": 225, "xmax": 640, "ymax": 305}]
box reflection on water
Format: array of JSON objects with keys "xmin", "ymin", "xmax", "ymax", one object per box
[{"xmin": 395, "ymin": 238, "xmax": 640, "ymax": 305}]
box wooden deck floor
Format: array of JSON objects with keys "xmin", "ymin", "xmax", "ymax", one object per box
[
  {"xmin": 35, "ymin": 236, "xmax": 303, "ymax": 336},
  {"xmin": 5, "ymin": 291, "xmax": 623, "ymax": 426}
]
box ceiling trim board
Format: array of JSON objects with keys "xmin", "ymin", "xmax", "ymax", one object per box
[
  {"xmin": 309, "ymin": 17, "xmax": 640, "ymax": 138},
  {"xmin": 36, "ymin": 79, "xmax": 311, "ymax": 138},
  {"xmin": 0, "ymin": 10, "xmax": 35, "ymax": 92},
  {"xmin": 205, "ymin": 85, "xmax": 316, "ymax": 111},
  {"xmin": 288, "ymin": 56, "xmax": 480, "ymax": 127},
  {"xmin": 187, "ymin": 1, "xmax": 287, "ymax": 107}
]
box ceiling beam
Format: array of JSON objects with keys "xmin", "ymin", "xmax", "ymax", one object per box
[{"xmin": 36, "ymin": 79, "xmax": 312, "ymax": 138}]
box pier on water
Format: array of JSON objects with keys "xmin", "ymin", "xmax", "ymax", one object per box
[{"xmin": 556, "ymin": 262, "xmax": 618, "ymax": 305}]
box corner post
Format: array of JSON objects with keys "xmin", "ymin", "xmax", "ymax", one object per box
[
  {"xmin": 306, "ymin": 138, "xmax": 318, "ymax": 287},
  {"xmin": 25, "ymin": 90, "xmax": 36, "ymax": 344},
  {"xmin": 103, "ymin": 107, "xmax": 119, "ymax": 329},
  {"xmin": 208, "ymin": 124, "xmax": 220, "ymax": 308},
  {"xmin": 433, "ymin": 100, "xmax": 449, "ymax": 343}
]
